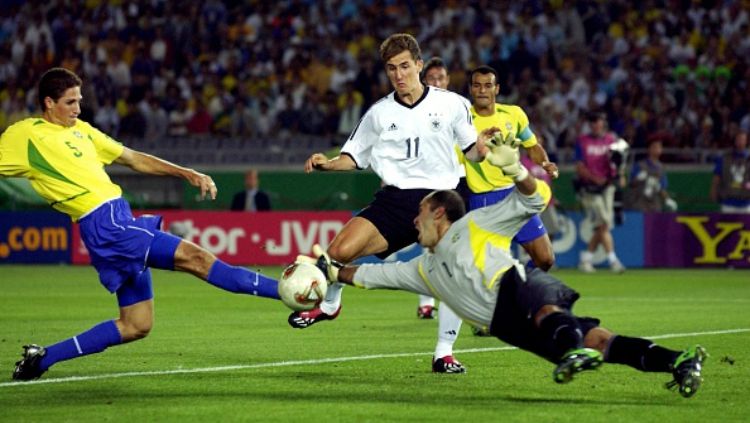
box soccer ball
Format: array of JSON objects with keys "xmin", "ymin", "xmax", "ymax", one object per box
[{"xmin": 278, "ymin": 262, "xmax": 328, "ymax": 311}]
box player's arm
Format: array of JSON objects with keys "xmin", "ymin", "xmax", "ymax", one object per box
[
  {"xmin": 337, "ymin": 265, "xmax": 357, "ymax": 285},
  {"xmin": 115, "ymin": 147, "xmax": 217, "ymax": 200},
  {"xmin": 463, "ymin": 127, "xmax": 496, "ymax": 162},
  {"xmin": 298, "ymin": 244, "xmax": 426, "ymax": 294},
  {"xmin": 525, "ymin": 143, "xmax": 559, "ymax": 179},
  {"xmin": 304, "ymin": 152, "xmax": 357, "ymax": 173}
]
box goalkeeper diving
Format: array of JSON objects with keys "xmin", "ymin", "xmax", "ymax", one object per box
[{"xmin": 299, "ymin": 130, "xmax": 707, "ymax": 397}]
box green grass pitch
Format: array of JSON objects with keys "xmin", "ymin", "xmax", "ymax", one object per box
[{"xmin": 1, "ymin": 265, "xmax": 748, "ymax": 422}]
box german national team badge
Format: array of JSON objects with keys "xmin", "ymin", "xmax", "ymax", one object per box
[{"xmin": 429, "ymin": 112, "xmax": 442, "ymax": 131}]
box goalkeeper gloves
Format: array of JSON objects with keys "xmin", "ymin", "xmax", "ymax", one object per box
[
  {"xmin": 296, "ymin": 244, "xmax": 342, "ymax": 283},
  {"xmin": 485, "ymin": 131, "xmax": 529, "ymax": 182}
]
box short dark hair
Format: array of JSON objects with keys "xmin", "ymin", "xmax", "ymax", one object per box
[
  {"xmin": 469, "ymin": 65, "xmax": 499, "ymax": 84},
  {"xmin": 38, "ymin": 67, "xmax": 82, "ymax": 111},
  {"xmin": 423, "ymin": 57, "xmax": 447, "ymax": 76},
  {"xmin": 380, "ymin": 33, "xmax": 421, "ymax": 63},
  {"xmin": 585, "ymin": 110, "xmax": 606, "ymax": 122},
  {"xmin": 425, "ymin": 190, "xmax": 466, "ymax": 223}
]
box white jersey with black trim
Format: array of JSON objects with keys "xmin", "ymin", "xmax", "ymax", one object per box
[
  {"xmin": 351, "ymin": 180, "xmax": 552, "ymax": 331},
  {"xmin": 341, "ymin": 86, "xmax": 476, "ymax": 190}
]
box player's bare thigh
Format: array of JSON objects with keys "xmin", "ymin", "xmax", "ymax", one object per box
[{"xmin": 328, "ymin": 216, "xmax": 388, "ymax": 263}]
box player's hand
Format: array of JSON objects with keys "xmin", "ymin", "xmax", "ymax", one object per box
[
  {"xmin": 488, "ymin": 129, "xmax": 522, "ymax": 149},
  {"xmin": 186, "ymin": 171, "xmax": 217, "ymax": 200},
  {"xmin": 475, "ymin": 127, "xmax": 500, "ymax": 159},
  {"xmin": 542, "ymin": 161, "xmax": 559, "ymax": 179},
  {"xmin": 305, "ymin": 153, "xmax": 330, "ymax": 173},
  {"xmin": 295, "ymin": 244, "xmax": 341, "ymax": 283},
  {"xmin": 484, "ymin": 131, "xmax": 528, "ymax": 181}
]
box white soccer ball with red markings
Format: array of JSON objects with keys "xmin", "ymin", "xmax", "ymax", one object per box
[{"xmin": 278, "ymin": 262, "xmax": 328, "ymax": 311}]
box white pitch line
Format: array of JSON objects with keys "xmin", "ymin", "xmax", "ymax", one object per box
[
  {"xmin": 586, "ymin": 297, "xmax": 750, "ymax": 303},
  {"xmin": 2, "ymin": 327, "xmax": 747, "ymax": 389}
]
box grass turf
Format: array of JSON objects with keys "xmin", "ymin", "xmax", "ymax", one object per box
[{"xmin": 0, "ymin": 266, "xmax": 748, "ymax": 422}]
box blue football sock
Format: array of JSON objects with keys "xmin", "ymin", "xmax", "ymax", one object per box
[
  {"xmin": 40, "ymin": 320, "xmax": 122, "ymax": 371},
  {"xmin": 206, "ymin": 260, "xmax": 280, "ymax": 299}
]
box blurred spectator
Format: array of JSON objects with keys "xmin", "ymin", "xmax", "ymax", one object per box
[
  {"xmin": 186, "ymin": 98, "xmax": 213, "ymax": 135},
  {"xmin": 168, "ymin": 98, "xmax": 190, "ymax": 137},
  {"xmin": 710, "ymin": 131, "xmax": 750, "ymax": 213},
  {"xmin": 119, "ymin": 101, "xmax": 146, "ymax": 139},
  {"xmin": 229, "ymin": 97, "xmax": 256, "ymax": 137},
  {"xmin": 231, "ymin": 169, "xmax": 271, "ymax": 212},
  {"xmin": 336, "ymin": 84, "xmax": 362, "ymax": 138},
  {"xmin": 625, "ymin": 140, "xmax": 677, "ymax": 212},
  {"xmin": 574, "ymin": 111, "xmax": 625, "ymax": 273},
  {"xmin": 140, "ymin": 94, "xmax": 169, "ymax": 139},
  {"xmin": 93, "ymin": 97, "xmax": 119, "ymax": 135},
  {"xmin": 0, "ymin": 0, "xmax": 746, "ymax": 161}
]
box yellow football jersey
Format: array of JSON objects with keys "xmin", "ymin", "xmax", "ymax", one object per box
[
  {"xmin": 458, "ymin": 103, "xmax": 538, "ymax": 193},
  {"xmin": 0, "ymin": 117, "xmax": 124, "ymax": 220}
]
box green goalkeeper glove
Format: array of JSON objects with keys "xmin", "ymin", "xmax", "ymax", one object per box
[
  {"xmin": 485, "ymin": 131, "xmax": 529, "ymax": 181},
  {"xmin": 295, "ymin": 244, "xmax": 342, "ymax": 283}
]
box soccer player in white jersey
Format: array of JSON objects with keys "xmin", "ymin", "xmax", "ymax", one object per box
[
  {"xmin": 411, "ymin": 56, "xmax": 473, "ymax": 372},
  {"xmin": 301, "ymin": 138, "xmax": 707, "ymax": 398},
  {"xmin": 293, "ymin": 34, "xmax": 495, "ymax": 374}
]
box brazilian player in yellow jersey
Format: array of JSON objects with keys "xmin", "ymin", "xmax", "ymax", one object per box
[
  {"xmin": 1, "ymin": 68, "xmax": 280, "ymax": 381},
  {"xmin": 458, "ymin": 65, "xmax": 559, "ymax": 272}
]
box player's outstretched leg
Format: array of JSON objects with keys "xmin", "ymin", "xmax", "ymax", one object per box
[
  {"xmin": 603, "ymin": 335, "xmax": 708, "ymax": 398},
  {"xmin": 432, "ymin": 304, "xmax": 465, "ymax": 373},
  {"xmin": 553, "ymin": 348, "xmax": 603, "ymax": 384},
  {"xmin": 12, "ymin": 319, "xmax": 123, "ymax": 381},
  {"xmin": 666, "ymin": 345, "xmax": 708, "ymax": 398}
]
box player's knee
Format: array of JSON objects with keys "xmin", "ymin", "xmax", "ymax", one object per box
[
  {"xmin": 533, "ymin": 304, "xmax": 563, "ymax": 327},
  {"xmin": 118, "ymin": 318, "xmax": 153, "ymax": 342},
  {"xmin": 526, "ymin": 238, "xmax": 555, "ymax": 271},
  {"xmin": 583, "ymin": 327, "xmax": 613, "ymax": 353},
  {"xmin": 174, "ymin": 240, "xmax": 215, "ymax": 276},
  {"xmin": 326, "ymin": 242, "xmax": 360, "ymax": 263},
  {"xmin": 534, "ymin": 252, "xmax": 555, "ymax": 271}
]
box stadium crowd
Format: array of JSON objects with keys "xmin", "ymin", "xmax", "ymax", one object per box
[{"xmin": 1, "ymin": 0, "xmax": 749, "ymax": 163}]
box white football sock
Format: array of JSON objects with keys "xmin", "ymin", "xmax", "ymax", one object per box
[
  {"xmin": 320, "ymin": 282, "xmax": 343, "ymax": 314},
  {"xmin": 580, "ymin": 250, "xmax": 594, "ymax": 264},
  {"xmin": 434, "ymin": 303, "xmax": 462, "ymax": 358}
]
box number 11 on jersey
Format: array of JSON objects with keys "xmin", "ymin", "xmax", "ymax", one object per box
[{"xmin": 405, "ymin": 137, "xmax": 420, "ymax": 159}]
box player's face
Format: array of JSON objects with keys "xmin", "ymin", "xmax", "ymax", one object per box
[
  {"xmin": 385, "ymin": 50, "xmax": 424, "ymax": 96},
  {"xmin": 470, "ymin": 73, "xmax": 499, "ymax": 109},
  {"xmin": 414, "ymin": 199, "xmax": 439, "ymax": 249},
  {"xmin": 45, "ymin": 86, "xmax": 82, "ymax": 128},
  {"xmin": 424, "ymin": 66, "xmax": 449, "ymax": 89}
]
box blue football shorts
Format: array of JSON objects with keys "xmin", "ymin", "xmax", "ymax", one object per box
[{"xmin": 78, "ymin": 198, "xmax": 181, "ymax": 307}]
